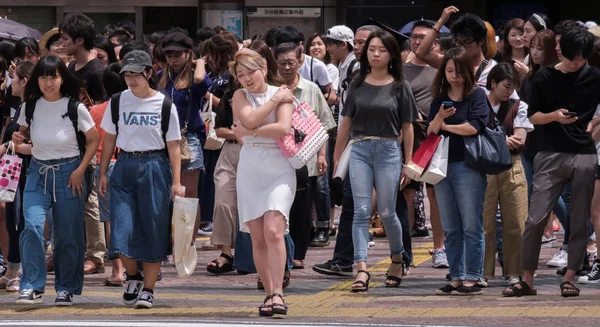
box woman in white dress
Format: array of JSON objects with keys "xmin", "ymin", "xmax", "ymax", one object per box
[{"xmin": 230, "ymin": 48, "xmax": 295, "ymax": 316}]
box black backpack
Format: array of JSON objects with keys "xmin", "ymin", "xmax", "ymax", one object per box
[
  {"xmin": 25, "ymin": 97, "xmax": 93, "ymax": 200},
  {"xmin": 340, "ymin": 59, "xmax": 359, "ymax": 106},
  {"xmin": 109, "ymin": 92, "xmax": 172, "ymax": 156}
]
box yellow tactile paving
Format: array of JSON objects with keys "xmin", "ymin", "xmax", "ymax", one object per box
[{"xmin": 6, "ymin": 242, "xmax": 600, "ymax": 318}]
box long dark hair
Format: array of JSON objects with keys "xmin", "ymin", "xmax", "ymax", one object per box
[
  {"xmin": 94, "ymin": 35, "xmax": 117, "ymax": 64},
  {"xmin": 249, "ymin": 39, "xmax": 284, "ymax": 86},
  {"xmin": 204, "ymin": 34, "xmax": 236, "ymax": 75},
  {"xmin": 528, "ymin": 30, "xmax": 557, "ymax": 77},
  {"xmin": 24, "ymin": 55, "xmax": 81, "ymax": 101},
  {"xmin": 354, "ymin": 30, "xmax": 405, "ymax": 89},
  {"xmin": 431, "ymin": 47, "xmax": 475, "ymax": 100}
]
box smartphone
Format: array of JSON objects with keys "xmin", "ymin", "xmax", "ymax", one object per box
[
  {"xmin": 442, "ymin": 101, "xmax": 454, "ymax": 109},
  {"xmin": 80, "ymin": 88, "xmax": 94, "ymax": 107},
  {"xmin": 564, "ymin": 112, "xmax": 577, "ymax": 117}
]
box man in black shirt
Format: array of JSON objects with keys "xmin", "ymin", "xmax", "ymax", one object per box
[
  {"xmin": 59, "ymin": 13, "xmax": 107, "ymax": 275},
  {"xmin": 60, "ymin": 13, "xmax": 107, "ymax": 104},
  {"xmin": 507, "ymin": 28, "xmax": 600, "ymax": 297}
]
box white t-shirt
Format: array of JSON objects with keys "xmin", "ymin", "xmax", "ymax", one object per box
[
  {"xmin": 100, "ymin": 90, "xmax": 181, "ymax": 152},
  {"xmin": 298, "ymin": 54, "xmax": 332, "ymax": 87},
  {"xmin": 326, "ymin": 63, "xmax": 340, "ymax": 92},
  {"xmin": 18, "ymin": 97, "xmax": 95, "ymax": 160},
  {"xmin": 490, "ymin": 100, "xmax": 534, "ymax": 132}
]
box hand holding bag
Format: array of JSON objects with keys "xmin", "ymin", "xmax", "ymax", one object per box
[
  {"xmin": 404, "ymin": 133, "xmax": 442, "ymax": 180},
  {"xmin": 277, "ymin": 99, "xmax": 329, "ymax": 169},
  {"xmin": 0, "ymin": 142, "xmax": 22, "ymax": 203},
  {"xmin": 172, "ymin": 192, "xmax": 199, "ymax": 278},
  {"xmin": 418, "ymin": 135, "xmax": 448, "ymax": 185},
  {"xmin": 201, "ymin": 93, "xmax": 225, "ymax": 150},
  {"xmin": 333, "ymin": 139, "xmax": 357, "ymax": 181}
]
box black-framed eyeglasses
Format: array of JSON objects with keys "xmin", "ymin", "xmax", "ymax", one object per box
[{"xmin": 455, "ymin": 39, "xmax": 476, "ymax": 47}]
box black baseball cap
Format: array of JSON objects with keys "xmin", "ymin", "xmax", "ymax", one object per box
[
  {"xmin": 120, "ymin": 50, "xmax": 153, "ymax": 74},
  {"xmin": 161, "ymin": 32, "xmax": 193, "ymax": 52}
]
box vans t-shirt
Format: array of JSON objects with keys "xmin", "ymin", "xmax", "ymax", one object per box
[
  {"xmin": 100, "ymin": 90, "xmax": 181, "ymax": 152},
  {"xmin": 17, "ymin": 97, "xmax": 95, "ymax": 160}
]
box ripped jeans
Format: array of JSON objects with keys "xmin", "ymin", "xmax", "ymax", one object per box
[{"xmin": 349, "ymin": 139, "xmax": 404, "ymax": 262}]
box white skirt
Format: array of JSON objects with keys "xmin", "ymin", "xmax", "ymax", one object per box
[{"xmin": 236, "ymin": 144, "xmax": 296, "ymax": 233}]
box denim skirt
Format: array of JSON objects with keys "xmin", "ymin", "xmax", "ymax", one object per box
[
  {"xmin": 109, "ymin": 151, "xmax": 173, "ymax": 262},
  {"xmin": 182, "ymin": 131, "xmax": 205, "ymax": 171}
]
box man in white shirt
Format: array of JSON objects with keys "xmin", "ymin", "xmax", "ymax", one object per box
[{"xmin": 274, "ymin": 26, "xmax": 335, "ymax": 106}]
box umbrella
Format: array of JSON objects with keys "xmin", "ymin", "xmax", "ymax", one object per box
[
  {"xmin": 0, "ymin": 18, "xmax": 42, "ymax": 42},
  {"xmin": 400, "ymin": 19, "xmax": 450, "ymax": 35},
  {"xmin": 366, "ymin": 18, "xmax": 410, "ymax": 46}
]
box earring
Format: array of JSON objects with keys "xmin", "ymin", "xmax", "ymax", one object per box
[{"xmin": 389, "ymin": 61, "xmax": 392, "ymax": 69}]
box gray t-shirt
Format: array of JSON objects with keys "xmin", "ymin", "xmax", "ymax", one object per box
[
  {"xmin": 403, "ymin": 62, "xmax": 437, "ymax": 116},
  {"xmin": 341, "ymin": 81, "xmax": 418, "ymax": 138}
]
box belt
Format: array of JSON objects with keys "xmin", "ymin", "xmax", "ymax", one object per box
[
  {"xmin": 246, "ymin": 143, "xmax": 278, "ymax": 148},
  {"xmin": 226, "ymin": 140, "xmax": 238, "ymax": 144},
  {"xmin": 34, "ymin": 157, "xmax": 79, "ymax": 203},
  {"xmin": 355, "ymin": 136, "xmax": 399, "ymax": 142},
  {"xmin": 121, "ymin": 149, "xmax": 165, "ymax": 155}
]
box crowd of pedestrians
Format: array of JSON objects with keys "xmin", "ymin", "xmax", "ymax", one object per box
[{"xmin": 0, "ymin": 4, "xmax": 599, "ymax": 316}]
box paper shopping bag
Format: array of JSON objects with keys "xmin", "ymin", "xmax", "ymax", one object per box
[
  {"xmin": 404, "ymin": 133, "xmax": 441, "ymax": 180},
  {"xmin": 172, "ymin": 196, "xmax": 199, "ymax": 277},
  {"xmin": 0, "ymin": 142, "xmax": 23, "ymax": 203},
  {"xmin": 419, "ymin": 135, "xmax": 448, "ymax": 185}
]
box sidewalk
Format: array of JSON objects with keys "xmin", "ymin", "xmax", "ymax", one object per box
[{"xmin": 1, "ymin": 233, "xmax": 599, "ymax": 327}]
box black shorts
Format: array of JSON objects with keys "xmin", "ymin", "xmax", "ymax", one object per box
[{"xmin": 403, "ymin": 179, "xmax": 434, "ymax": 190}]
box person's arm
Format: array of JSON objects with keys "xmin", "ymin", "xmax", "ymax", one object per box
[
  {"xmin": 426, "ymin": 102, "xmax": 449, "ymax": 135},
  {"xmin": 442, "ymin": 122, "xmax": 478, "ymax": 136},
  {"xmin": 322, "ymin": 83, "xmax": 337, "ymax": 106},
  {"xmin": 415, "ymin": 6, "xmax": 458, "ymax": 69},
  {"xmin": 215, "ymin": 128, "xmax": 236, "ymax": 140},
  {"xmin": 205, "ymin": 92, "xmax": 222, "ymax": 108},
  {"xmin": 193, "ymin": 58, "xmax": 207, "ymax": 84},
  {"xmin": 333, "ymin": 117, "xmax": 352, "ymax": 175},
  {"xmin": 232, "ymin": 87, "xmax": 293, "ymax": 130},
  {"xmin": 98, "ymin": 132, "xmax": 116, "ymax": 198},
  {"xmin": 232, "ymin": 102, "xmax": 293, "ymax": 139},
  {"xmin": 167, "ymin": 139, "xmax": 185, "ymax": 200},
  {"xmin": 530, "ymin": 110, "xmax": 577, "ymax": 125},
  {"xmin": 69, "ymin": 126, "xmax": 100, "ymax": 197}
]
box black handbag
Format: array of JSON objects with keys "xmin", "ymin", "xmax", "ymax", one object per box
[{"xmin": 463, "ymin": 94, "xmax": 512, "ymax": 175}]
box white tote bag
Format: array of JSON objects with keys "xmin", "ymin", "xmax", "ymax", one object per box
[
  {"xmin": 201, "ymin": 95, "xmax": 225, "ymax": 150},
  {"xmin": 333, "ymin": 140, "xmax": 357, "ymax": 181},
  {"xmin": 418, "ymin": 135, "xmax": 448, "ymax": 185},
  {"xmin": 172, "ymin": 193, "xmax": 199, "ymax": 278}
]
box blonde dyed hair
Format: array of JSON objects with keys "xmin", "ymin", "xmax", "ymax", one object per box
[{"xmin": 229, "ymin": 48, "xmax": 267, "ymax": 80}]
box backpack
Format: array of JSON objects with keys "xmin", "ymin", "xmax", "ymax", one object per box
[
  {"xmin": 25, "ymin": 97, "xmax": 93, "ymax": 200},
  {"xmin": 475, "ymin": 59, "xmax": 490, "ymax": 82},
  {"xmin": 340, "ymin": 59, "xmax": 359, "ymax": 106},
  {"xmin": 109, "ymin": 92, "xmax": 172, "ymax": 156}
]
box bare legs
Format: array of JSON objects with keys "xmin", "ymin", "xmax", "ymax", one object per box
[{"xmin": 247, "ymin": 211, "xmax": 287, "ymax": 309}]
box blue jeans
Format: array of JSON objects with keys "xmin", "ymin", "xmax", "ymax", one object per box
[
  {"xmin": 20, "ymin": 157, "xmax": 86, "ymax": 294},
  {"xmin": 434, "ymin": 161, "xmax": 486, "ymax": 281},
  {"xmin": 350, "ymin": 139, "xmax": 403, "ymax": 262}
]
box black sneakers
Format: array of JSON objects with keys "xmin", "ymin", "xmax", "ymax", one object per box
[
  {"xmin": 55, "ymin": 290, "xmax": 73, "ymax": 306},
  {"xmin": 135, "ymin": 289, "xmax": 154, "ymax": 309},
  {"xmin": 16, "ymin": 289, "xmax": 43, "ymax": 304},
  {"xmin": 578, "ymin": 259, "xmax": 600, "ymax": 284},
  {"xmin": 310, "ymin": 229, "xmax": 330, "ymax": 247},
  {"xmin": 312, "ymin": 260, "xmax": 352, "ymax": 276},
  {"xmin": 123, "ymin": 275, "xmax": 144, "ymax": 305}
]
